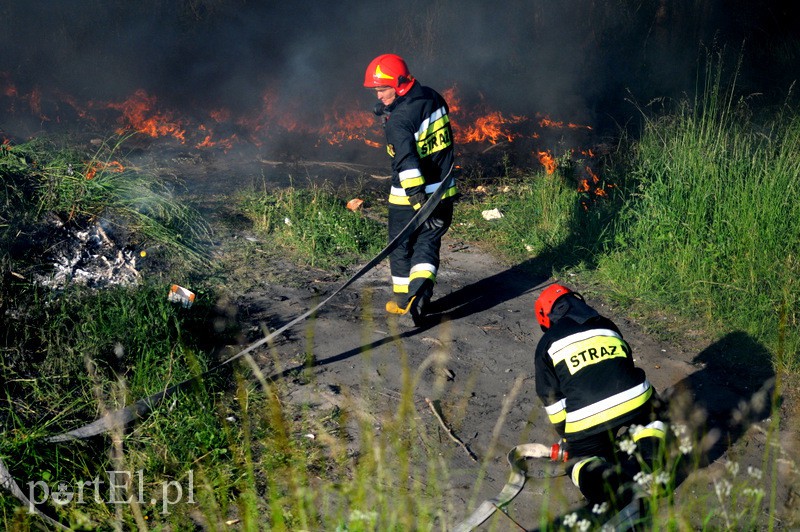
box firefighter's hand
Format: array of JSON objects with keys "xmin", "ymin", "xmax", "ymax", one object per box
[
  {"xmin": 423, "ymin": 215, "xmax": 444, "ymax": 231},
  {"xmin": 409, "ymin": 192, "xmax": 427, "ymax": 211}
]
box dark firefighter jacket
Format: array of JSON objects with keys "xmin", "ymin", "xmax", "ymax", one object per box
[
  {"xmin": 534, "ymin": 296, "xmax": 653, "ymax": 441},
  {"xmin": 380, "ymin": 81, "xmax": 457, "ymax": 209}
]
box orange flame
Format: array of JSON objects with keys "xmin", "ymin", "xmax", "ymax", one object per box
[
  {"xmin": 459, "ymin": 111, "xmax": 526, "ymax": 144},
  {"xmin": 537, "ymin": 150, "xmax": 557, "ymax": 174},
  {"xmin": 319, "ymin": 108, "xmax": 376, "ymax": 146},
  {"xmin": 85, "ymin": 160, "xmax": 125, "ymax": 180},
  {"xmin": 107, "ymin": 90, "xmax": 186, "ymax": 142},
  {"xmin": 539, "ymin": 115, "xmax": 592, "ymax": 130}
]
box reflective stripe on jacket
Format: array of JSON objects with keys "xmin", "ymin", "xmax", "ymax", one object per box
[
  {"xmin": 382, "ymin": 82, "xmax": 457, "ymax": 208},
  {"xmin": 534, "ymin": 316, "xmax": 652, "ymax": 440}
]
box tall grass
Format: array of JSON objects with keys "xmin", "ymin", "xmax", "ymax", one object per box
[
  {"xmin": 0, "ymin": 306, "xmax": 457, "ymax": 530},
  {"xmin": 0, "ymin": 136, "xmax": 211, "ymax": 267},
  {"xmin": 238, "ymin": 184, "xmax": 385, "ymax": 270},
  {"xmin": 597, "ymin": 54, "xmax": 800, "ymax": 370}
]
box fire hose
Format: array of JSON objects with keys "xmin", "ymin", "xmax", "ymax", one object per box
[
  {"xmin": 452, "ymin": 443, "xmax": 567, "ymax": 532},
  {"xmin": 0, "ymin": 165, "xmax": 455, "ymax": 528}
]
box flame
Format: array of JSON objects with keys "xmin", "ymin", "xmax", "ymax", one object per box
[
  {"xmin": 579, "ymin": 166, "xmax": 611, "ymax": 197},
  {"xmin": 319, "ymin": 107, "xmax": 377, "ymax": 147},
  {"xmin": 85, "ymin": 160, "xmax": 125, "ymax": 180},
  {"xmin": 1, "ymin": 74, "xmax": 605, "ymax": 168},
  {"xmin": 537, "ymin": 150, "xmax": 557, "ymax": 174},
  {"xmin": 539, "ymin": 115, "xmax": 592, "ymax": 130},
  {"xmin": 458, "ymin": 111, "xmax": 526, "ymax": 144},
  {"xmin": 441, "ymin": 87, "xmax": 461, "ymax": 113},
  {"xmin": 107, "ymin": 90, "xmax": 186, "ymax": 142}
]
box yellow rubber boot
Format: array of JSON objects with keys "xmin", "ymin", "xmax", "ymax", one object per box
[{"xmin": 385, "ymin": 296, "xmax": 416, "ymax": 315}]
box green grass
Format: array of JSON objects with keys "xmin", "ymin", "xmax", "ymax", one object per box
[
  {"xmin": 0, "ymin": 135, "xmax": 211, "ymax": 270},
  {"xmin": 0, "ymin": 309, "xmax": 456, "ymax": 530},
  {"xmin": 594, "ymin": 54, "xmax": 800, "ymax": 371},
  {"xmin": 238, "ymin": 183, "xmax": 385, "ymax": 270}
]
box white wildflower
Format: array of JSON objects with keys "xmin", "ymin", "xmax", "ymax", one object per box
[
  {"xmin": 628, "ymin": 424, "xmax": 644, "ymax": 436},
  {"xmin": 747, "ymin": 466, "xmax": 763, "ymax": 480},
  {"xmin": 592, "ymin": 502, "xmax": 609, "ymax": 515},
  {"xmin": 714, "ymin": 479, "xmax": 732, "ymax": 499},
  {"xmin": 743, "ymin": 487, "xmax": 765, "ymax": 498},
  {"xmin": 634, "ymin": 471, "xmax": 653, "ymax": 489},
  {"xmin": 678, "ymin": 437, "xmax": 693, "ymax": 455},
  {"xmin": 655, "ymin": 471, "xmax": 671, "ymax": 486},
  {"xmin": 726, "ymin": 461, "xmax": 740, "ymax": 477},
  {"xmin": 671, "ymin": 423, "xmax": 688, "ymax": 436},
  {"xmin": 619, "ymin": 438, "xmax": 637, "ymax": 456},
  {"xmin": 577, "ymin": 519, "xmax": 592, "ymax": 531},
  {"xmin": 562, "ymin": 512, "xmax": 578, "ymax": 527}
]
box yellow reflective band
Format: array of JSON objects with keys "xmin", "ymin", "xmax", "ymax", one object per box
[
  {"xmin": 389, "ymin": 184, "xmax": 456, "ymax": 205},
  {"xmin": 565, "ymin": 386, "xmax": 652, "ymax": 434},
  {"xmin": 399, "ymin": 168, "xmax": 422, "ymax": 180},
  {"xmin": 632, "ymin": 427, "xmax": 666, "ymax": 442},
  {"xmin": 440, "ymin": 186, "xmax": 458, "ymax": 200},
  {"xmin": 416, "ymin": 114, "xmax": 451, "ymax": 142},
  {"xmin": 632, "ymin": 420, "xmax": 667, "ymax": 442},
  {"xmin": 389, "ymin": 194, "xmax": 412, "ymax": 205},
  {"xmin": 549, "ymin": 330, "xmax": 628, "ymax": 376},
  {"xmin": 415, "ymin": 107, "xmax": 448, "ymax": 139},
  {"xmin": 571, "ymin": 456, "xmax": 603, "ymax": 487},
  {"xmin": 401, "ymin": 176, "xmax": 425, "ymax": 189},
  {"xmin": 409, "ymin": 270, "xmax": 436, "ymax": 282},
  {"xmin": 417, "ymin": 117, "xmax": 453, "ymax": 158},
  {"xmin": 392, "ymin": 276, "xmax": 409, "ymax": 294},
  {"xmin": 544, "ymin": 399, "xmax": 566, "ymax": 424},
  {"xmin": 548, "ymin": 409, "xmax": 566, "ymax": 425}
]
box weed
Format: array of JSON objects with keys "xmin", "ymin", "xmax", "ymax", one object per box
[{"xmin": 238, "ymin": 184, "xmax": 385, "ymax": 270}]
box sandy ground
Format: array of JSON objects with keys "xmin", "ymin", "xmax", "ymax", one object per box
[{"xmin": 221, "ymin": 220, "xmax": 799, "ymax": 530}]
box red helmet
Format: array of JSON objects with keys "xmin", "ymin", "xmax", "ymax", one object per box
[
  {"xmin": 535, "ymin": 284, "xmax": 573, "ymax": 329},
  {"xmin": 363, "ymin": 54, "xmax": 415, "ymax": 96}
]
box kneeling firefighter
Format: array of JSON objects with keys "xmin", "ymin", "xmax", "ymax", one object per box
[
  {"xmin": 363, "ymin": 53, "xmax": 457, "ymax": 326},
  {"xmin": 534, "ymin": 284, "xmax": 668, "ymax": 511}
]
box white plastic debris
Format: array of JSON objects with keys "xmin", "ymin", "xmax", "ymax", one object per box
[
  {"xmin": 481, "ymin": 208, "xmax": 504, "ymax": 220},
  {"xmin": 168, "ymin": 284, "xmax": 196, "ymax": 308}
]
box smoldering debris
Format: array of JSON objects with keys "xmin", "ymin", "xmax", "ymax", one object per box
[{"xmin": 33, "ymin": 216, "xmax": 140, "ymax": 290}]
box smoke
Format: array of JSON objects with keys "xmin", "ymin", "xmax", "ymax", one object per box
[{"xmin": 1, "ymin": 1, "xmax": 796, "ymax": 140}]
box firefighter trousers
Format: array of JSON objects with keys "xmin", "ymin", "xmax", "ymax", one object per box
[
  {"xmin": 387, "ymin": 199, "xmax": 453, "ymax": 309},
  {"xmin": 565, "ymin": 411, "xmax": 667, "ymax": 508}
]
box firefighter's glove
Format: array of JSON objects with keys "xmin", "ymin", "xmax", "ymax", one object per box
[
  {"xmin": 423, "ymin": 215, "xmax": 444, "ymax": 231},
  {"xmin": 409, "ymin": 192, "xmax": 427, "ymax": 211}
]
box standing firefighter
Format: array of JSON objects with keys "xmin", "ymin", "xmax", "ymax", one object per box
[
  {"xmin": 363, "ymin": 53, "xmax": 457, "ymax": 326},
  {"xmin": 534, "ymin": 283, "xmax": 667, "ymax": 518}
]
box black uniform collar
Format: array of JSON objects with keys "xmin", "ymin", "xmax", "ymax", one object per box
[
  {"xmin": 549, "ymin": 293, "xmax": 599, "ymax": 326},
  {"xmin": 386, "ymin": 80, "xmax": 421, "ymax": 112}
]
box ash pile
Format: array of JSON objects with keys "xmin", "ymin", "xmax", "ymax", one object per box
[{"xmin": 32, "ymin": 215, "xmax": 140, "ymax": 290}]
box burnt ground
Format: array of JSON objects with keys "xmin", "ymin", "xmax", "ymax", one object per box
[{"xmin": 167, "ymin": 155, "xmax": 800, "ymax": 531}]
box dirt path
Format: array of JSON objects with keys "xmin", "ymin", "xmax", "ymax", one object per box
[{"xmin": 223, "ymin": 224, "xmax": 798, "ymax": 530}]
